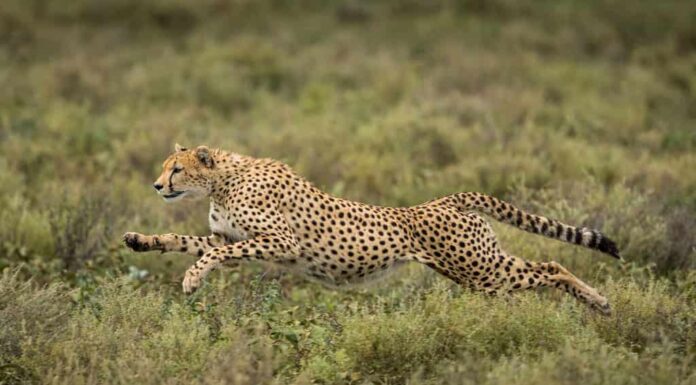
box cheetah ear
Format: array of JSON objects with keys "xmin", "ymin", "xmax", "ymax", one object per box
[
  {"xmin": 196, "ymin": 146, "xmax": 214, "ymax": 168},
  {"xmin": 175, "ymin": 143, "xmax": 188, "ymax": 152}
]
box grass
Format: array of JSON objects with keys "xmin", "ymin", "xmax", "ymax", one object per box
[{"xmin": 0, "ymin": 0, "xmax": 695, "ymax": 384}]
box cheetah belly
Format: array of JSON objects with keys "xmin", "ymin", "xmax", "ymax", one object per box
[{"xmin": 284, "ymin": 257, "xmax": 409, "ymax": 289}]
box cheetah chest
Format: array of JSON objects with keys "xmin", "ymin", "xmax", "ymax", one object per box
[{"xmin": 208, "ymin": 203, "xmax": 250, "ymax": 243}]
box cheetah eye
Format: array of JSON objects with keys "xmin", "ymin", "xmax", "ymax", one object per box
[{"xmin": 173, "ymin": 165, "xmax": 183, "ymax": 173}]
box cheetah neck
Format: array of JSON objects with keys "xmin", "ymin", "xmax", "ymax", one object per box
[{"xmin": 207, "ymin": 151, "xmax": 255, "ymax": 202}]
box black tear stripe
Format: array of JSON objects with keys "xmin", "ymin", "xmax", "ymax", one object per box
[{"xmin": 167, "ymin": 169, "xmax": 175, "ymax": 191}]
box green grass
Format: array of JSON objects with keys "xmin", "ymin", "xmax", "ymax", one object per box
[{"xmin": 1, "ymin": 0, "xmax": 695, "ymax": 384}]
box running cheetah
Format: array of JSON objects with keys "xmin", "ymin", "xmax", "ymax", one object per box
[{"xmin": 124, "ymin": 144, "xmax": 621, "ymax": 314}]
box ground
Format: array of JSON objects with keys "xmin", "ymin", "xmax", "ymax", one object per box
[{"xmin": 0, "ymin": 1, "xmax": 695, "ymax": 384}]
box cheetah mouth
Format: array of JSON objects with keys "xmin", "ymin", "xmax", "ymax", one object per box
[{"xmin": 162, "ymin": 191, "xmax": 186, "ymax": 200}]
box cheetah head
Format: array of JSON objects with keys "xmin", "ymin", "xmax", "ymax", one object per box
[{"xmin": 153, "ymin": 143, "xmax": 215, "ymax": 203}]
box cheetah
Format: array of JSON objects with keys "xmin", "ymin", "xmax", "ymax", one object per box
[{"xmin": 124, "ymin": 144, "xmax": 621, "ymax": 315}]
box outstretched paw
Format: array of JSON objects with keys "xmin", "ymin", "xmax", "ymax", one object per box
[
  {"xmin": 182, "ymin": 268, "xmax": 202, "ymax": 294},
  {"xmin": 590, "ymin": 295, "xmax": 612, "ymax": 316},
  {"xmin": 123, "ymin": 232, "xmax": 159, "ymax": 252}
]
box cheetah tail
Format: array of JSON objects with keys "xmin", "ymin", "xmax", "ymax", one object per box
[{"xmin": 449, "ymin": 192, "xmax": 622, "ymax": 260}]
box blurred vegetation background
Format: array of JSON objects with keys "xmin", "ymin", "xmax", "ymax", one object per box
[{"xmin": 0, "ymin": 0, "xmax": 695, "ymax": 384}]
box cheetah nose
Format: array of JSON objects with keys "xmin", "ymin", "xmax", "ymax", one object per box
[{"xmin": 153, "ymin": 183, "xmax": 164, "ymax": 191}]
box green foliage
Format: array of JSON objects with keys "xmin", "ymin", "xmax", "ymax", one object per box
[
  {"xmin": 428, "ymin": 339, "xmax": 695, "ymax": 385},
  {"xmin": 335, "ymin": 288, "xmax": 582, "ymax": 382},
  {"xmin": 48, "ymin": 193, "xmax": 119, "ymax": 272},
  {"xmin": 590, "ymin": 278, "xmax": 696, "ymax": 354},
  {"xmin": 1, "ymin": 271, "xmax": 693, "ymax": 384},
  {"xmin": 0, "ymin": 0, "xmax": 694, "ymax": 383},
  {"xmin": 0, "ymin": 270, "xmax": 70, "ymax": 384}
]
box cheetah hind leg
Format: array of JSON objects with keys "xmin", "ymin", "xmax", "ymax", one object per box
[{"xmin": 503, "ymin": 257, "xmax": 611, "ymax": 316}]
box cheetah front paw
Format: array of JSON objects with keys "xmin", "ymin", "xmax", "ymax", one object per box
[
  {"xmin": 123, "ymin": 232, "xmax": 152, "ymax": 252},
  {"xmin": 182, "ymin": 268, "xmax": 203, "ymax": 294},
  {"xmin": 123, "ymin": 232, "xmax": 166, "ymax": 252},
  {"xmin": 591, "ymin": 295, "xmax": 612, "ymax": 316}
]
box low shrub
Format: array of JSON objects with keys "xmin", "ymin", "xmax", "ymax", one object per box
[
  {"xmin": 336, "ymin": 286, "xmax": 584, "ymax": 382},
  {"xmin": 589, "ymin": 278, "xmax": 695, "ymax": 354}
]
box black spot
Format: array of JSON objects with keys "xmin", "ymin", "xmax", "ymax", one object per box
[{"xmin": 516, "ymin": 211, "xmax": 523, "ymax": 226}]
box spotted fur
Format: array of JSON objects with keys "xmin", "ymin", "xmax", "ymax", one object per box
[{"xmin": 124, "ymin": 144, "xmax": 621, "ymax": 315}]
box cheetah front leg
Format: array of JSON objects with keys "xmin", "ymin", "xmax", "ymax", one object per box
[
  {"xmin": 182, "ymin": 233, "xmax": 300, "ymax": 294},
  {"xmin": 123, "ymin": 232, "xmax": 229, "ymax": 258}
]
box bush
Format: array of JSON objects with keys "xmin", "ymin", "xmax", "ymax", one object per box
[
  {"xmin": 480, "ymin": 340, "xmax": 693, "ymax": 385},
  {"xmin": 589, "ymin": 278, "xmax": 695, "ymax": 354},
  {"xmin": 0, "ymin": 269, "xmax": 70, "ymax": 384},
  {"xmin": 336, "ymin": 287, "xmax": 584, "ymax": 382},
  {"xmin": 48, "ymin": 193, "xmax": 118, "ymax": 272}
]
